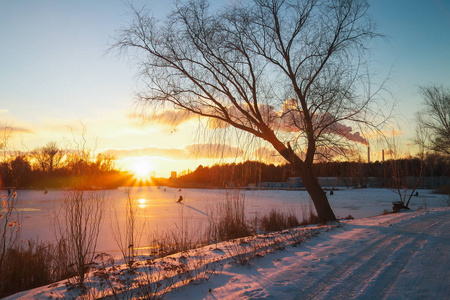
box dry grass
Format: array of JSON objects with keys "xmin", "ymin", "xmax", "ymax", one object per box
[
  {"xmin": 260, "ymin": 209, "xmax": 300, "ymax": 232},
  {"xmin": 0, "ymin": 239, "xmax": 72, "ymax": 298},
  {"xmin": 207, "ymin": 189, "xmax": 251, "ymax": 242}
]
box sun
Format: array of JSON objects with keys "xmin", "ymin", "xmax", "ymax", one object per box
[{"xmin": 130, "ymin": 157, "xmax": 154, "ymax": 180}]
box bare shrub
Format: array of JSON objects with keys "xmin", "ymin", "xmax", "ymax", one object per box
[
  {"xmin": 225, "ymin": 239, "xmax": 255, "ymax": 265},
  {"xmin": 0, "ymin": 189, "xmax": 21, "ymax": 296},
  {"xmin": 148, "ymin": 204, "xmax": 205, "ymax": 258},
  {"xmin": 111, "ymin": 188, "xmax": 144, "ymax": 269},
  {"xmin": 53, "ymin": 188, "xmax": 106, "ymax": 287}
]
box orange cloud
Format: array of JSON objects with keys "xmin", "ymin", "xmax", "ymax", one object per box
[
  {"xmin": 104, "ymin": 147, "xmax": 187, "ymax": 159},
  {"xmin": 185, "ymin": 143, "xmax": 243, "ymax": 159},
  {"xmin": 103, "ymin": 143, "xmax": 243, "ymax": 160},
  {"xmin": 252, "ymin": 147, "xmax": 287, "ymax": 164}
]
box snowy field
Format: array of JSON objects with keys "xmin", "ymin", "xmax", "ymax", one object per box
[
  {"xmin": 8, "ymin": 187, "xmax": 449, "ymax": 255},
  {"xmin": 6, "ymin": 206, "xmax": 450, "ymax": 299}
]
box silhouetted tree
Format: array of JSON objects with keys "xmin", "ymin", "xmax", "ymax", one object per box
[
  {"xmin": 415, "ymin": 85, "xmax": 450, "ymax": 155},
  {"xmin": 114, "ymin": 0, "xmax": 390, "ymax": 222},
  {"xmin": 32, "ymin": 141, "xmax": 63, "ymax": 172}
]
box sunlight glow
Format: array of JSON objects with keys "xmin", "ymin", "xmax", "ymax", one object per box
[{"xmin": 130, "ymin": 157, "xmax": 155, "ymax": 182}]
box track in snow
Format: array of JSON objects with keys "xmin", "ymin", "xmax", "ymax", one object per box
[{"xmin": 298, "ymin": 209, "xmax": 450, "ymax": 300}]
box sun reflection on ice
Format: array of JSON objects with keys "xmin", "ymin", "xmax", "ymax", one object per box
[{"xmin": 138, "ymin": 198, "xmax": 147, "ymax": 208}]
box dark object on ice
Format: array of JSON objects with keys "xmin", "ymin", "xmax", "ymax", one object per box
[
  {"xmin": 44, "ymin": 190, "xmax": 48, "ymax": 194},
  {"xmin": 7, "ymin": 188, "xmax": 11, "ymax": 196},
  {"xmin": 392, "ymin": 201, "xmax": 410, "ymax": 213},
  {"xmin": 414, "ymin": 191, "xmax": 419, "ymax": 196},
  {"xmin": 164, "ymin": 188, "xmax": 166, "ymax": 191},
  {"xmin": 330, "ymin": 190, "xmax": 334, "ymax": 195},
  {"xmin": 177, "ymin": 196, "xmax": 183, "ymax": 203},
  {"xmin": 179, "ymin": 189, "xmax": 182, "ymax": 192}
]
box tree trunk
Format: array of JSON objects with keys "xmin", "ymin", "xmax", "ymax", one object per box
[
  {"xmin": 299, "ymin": 165, "xmax": 337, "ymax": 223},
  {"xmin": 266, "ymin": 131, "xmax": 337, "ymax": 223}
]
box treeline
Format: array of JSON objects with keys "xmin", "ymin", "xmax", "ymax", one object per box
[
  {"xmin": 0, "ymin": 142, "xmax": 131, "ymax": 189},
  {"xmin": 173, "ymin": 153, "xmax": 450, "ymax": 188}
]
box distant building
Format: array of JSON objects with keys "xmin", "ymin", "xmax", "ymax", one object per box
[
  {"xmin": 256, "ymin": 177, "xmax": 303, "ymax": 189},
  {"xmin": 287, "ymin": 177, "xmax": 304, "ymax": 188},
  {"xmin": 170, "ymin": 171, "xmax": 177, "ymax": 179}
]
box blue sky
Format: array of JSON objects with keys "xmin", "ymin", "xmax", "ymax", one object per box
[
  {"xmin": 369, "ymin": 0, "xmax": 450, "ymax": 129},
  {"xmin": 0, "ymin": 0, "xmax": 449, "ymax": 175}
]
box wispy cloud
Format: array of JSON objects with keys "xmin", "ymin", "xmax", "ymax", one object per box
[
  {"xmin": 0, "ymin": 126, "xmax": 33, "ymax": 134},
  {"xmin": 252, "ymin": 147, "xmax": 287, "ymax": 164},
  {"xmin": 104, "ymin": 147, "xmax": 187, "ymax": 160},
  {"xmin": 103, "ymin": 143, "xmax": 244, "ymax": 161},
  {"xmin": 185, "ymin": 143, "xmax": 243, "ymax": 159},
  {"xmin": 138, "ymin": 102, "xmax": 370, "ymax": 146}
]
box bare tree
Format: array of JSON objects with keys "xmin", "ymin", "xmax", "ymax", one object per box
[
  {"xmin": 415, "ymin": 85, "xmax": 450, "ymax": 155},
  {"xmin": 384, "ymin": 129, "xmax": 425, "ymax": 211},
  {"xmin": 95, "ymin": 153, "xmax": 117, "ymax": 172},
  {"xmin": 32, "ymin": 141, "xmax": 64, "ymax": 172},
  {"xmin": 113, "ymin": 0, "xmax": 389, "ymax": 222}
]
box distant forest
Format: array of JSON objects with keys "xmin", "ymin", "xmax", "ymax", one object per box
[
  {"xmin": 171, "ymin": 153, "xmax": 450, "ymax": 188},
  {"xmin": 1, "ymin": 148, "xmax": 449, "ymax": 190},
  {"xmin": 0, "ymin": 143, "xmax": 132, "ymax": 189}
]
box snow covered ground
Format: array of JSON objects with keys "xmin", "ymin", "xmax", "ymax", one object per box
[{"xmin": 7, "ymin": 206, "xmax": 450, "ymax": 299}]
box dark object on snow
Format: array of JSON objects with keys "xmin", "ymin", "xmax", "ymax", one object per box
[
  {"xmin": 392, "ymin": 201, "xmax": 410, "ymax": 213},
  {"xmin": 44, "ymin": 190, "xmax": 48, "ymax": 194},
  {"xmin": 177, "ymin": 196, "xmax": 183, "ymax": 203},
  {"xmin": 330, "ymin": 190, "xmax": 334, "ymax": 195},
  {"xmin": 414, "ymin": 191, "xmax": 419, "ymax": 196},
  {"xmin": 179, "ymin": 189, "xmax": 182, "ymax": 192}
]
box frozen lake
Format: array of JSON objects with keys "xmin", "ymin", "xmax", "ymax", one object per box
[{"xmin": 5, "ymin": 187, "xmax": 448, "ymax": 255}]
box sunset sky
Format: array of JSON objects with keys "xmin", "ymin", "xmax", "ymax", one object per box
[{"xmin": 1, "ymin": 0, "xmax": 449, "ymax": 177}]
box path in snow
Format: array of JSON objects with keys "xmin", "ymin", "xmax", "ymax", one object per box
[
  {"xmin": 169, "ymin": 208, "xmax": 450, "ymax": 300},
  {"xmin": 299, "ymin": 209, "xmax": 450, "ymax": 299}
]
